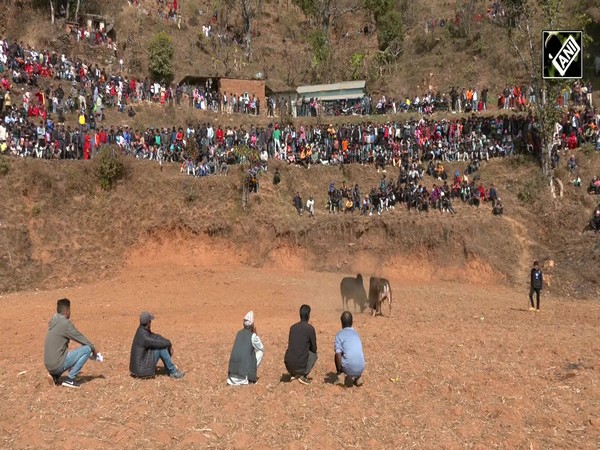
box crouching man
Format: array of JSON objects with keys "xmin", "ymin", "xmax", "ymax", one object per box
[
  {"xmin": 227, "ymin": 311, "xmax": 264, "ymax": 385},
  {"xmin": 227, "ymin": 311, "xmax": 265, "ymax": 386},
  {"xmin": 44, "ymin": 298, "xmax": 98, "ymax": 389},
  {"xmin": 334, "ymin": 311, "xmax": 365, "ymax": 387},
  {"xmin": 129, "ymin": 312, "xmax": 184, "ymax": 379}
]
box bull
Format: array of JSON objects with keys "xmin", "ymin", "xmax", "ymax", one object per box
[
  {"xmin": 340, "ymin": 274, "xmax": 368, "ymax": 313},
  {"xmin": 368, "ymin": 277, "xmax": 392, "ymax": 317}
]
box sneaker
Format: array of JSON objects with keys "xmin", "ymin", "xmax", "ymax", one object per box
[
  {"xmin": 47, "ymin": 373, "xmax": 60, "ymax": 386},
  {"xmin": 335, "ymin": 374, "xmax": 345, "ymax": 386},
  {"xmin": 169, "ymin": 370, "xmax": 185, "ymax": 379},
  {"xmin": 289, "ymin": 374, "xmax": 297, "ymax": 381},
  {"xmin": 353, "ymin": 377, "xmax": 364, "ymax": 387},
  {"xmin": 535, "ymin": 309, "xmax": 540, "ymax": 313},
  {"xmin": 528, "ymin": 307, "xmax": 534, "ymax": 311},
  {"xmin": 297, "ymin": 375, "xmax": 312, "ymax": 385},
  {"xmin": 62, "ymin": 378, "xmax": 81, "ymax": 389}
]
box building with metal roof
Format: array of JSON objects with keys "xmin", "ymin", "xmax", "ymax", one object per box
[{"xmin": 296, "ymin": 81, "xmax": 367, "ymax": 102}]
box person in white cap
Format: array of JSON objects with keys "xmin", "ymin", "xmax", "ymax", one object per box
[
  {"xmin": 227, "ymin": 311, "xmax": 264, "ymax": 385},
  {"xmin": 129, "ymin": 311, "xmax": 184, "ymax": 379}
]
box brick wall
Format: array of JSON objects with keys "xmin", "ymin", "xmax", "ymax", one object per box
[{"xmin": 218, "ymin": 79, "xmax": 266, "ymax": 115}]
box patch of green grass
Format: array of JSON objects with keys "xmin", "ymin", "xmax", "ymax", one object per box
[{"xmin": 0, "ymin": 158, "xmax": 9, "ymax": 176}]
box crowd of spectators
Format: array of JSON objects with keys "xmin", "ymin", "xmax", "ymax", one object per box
[
  {"xmin": 0, "ymin": 31, "xmax": 598, "ymax": 173},
  {"xmin": 290, "ymin": 166, "xmax": 503, "ymax": 217},
  {"xmin": 0, "ymin": 30, "xmax": 595, "ymax": 127}
]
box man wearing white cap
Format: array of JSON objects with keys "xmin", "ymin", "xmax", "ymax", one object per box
[
  {"xmin": 129, "ymin": 311, "xmax": 184, "ymax": 379},
  {"xmin": 227, "ymin": 311, "xmax": 264, "ymax": 385}
]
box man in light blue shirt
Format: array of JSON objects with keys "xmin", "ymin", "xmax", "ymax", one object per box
[{"xmin": 334, "ymin": 311, "xmax": 365, "ymax": 387}]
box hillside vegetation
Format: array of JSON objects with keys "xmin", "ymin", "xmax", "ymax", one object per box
[
  {"xmin": 0, "ymin": 152, "xmax": 598, "ymax": 297},
  {"xmin": 1, "ymin": 0, "xmax": 599, "ymax": 96}
]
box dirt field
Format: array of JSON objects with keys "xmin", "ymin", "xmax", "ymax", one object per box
[{"xmin": 0, "ymin": 239, "xmax": 599, "ymax": 450}]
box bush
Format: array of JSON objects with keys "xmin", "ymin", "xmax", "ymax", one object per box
[
  {"xmin": 94, "ymin": 148, "xmax": 126, "ymax": 190},
  {"xmin": 413, "ymin": 34, "xmax": 438, "ymax": 54},
  {"xmin": 31, "ymin": 205, "xmax": 41, "ymax": 217},
  {"xmin": 149, "ymin": 31, "xmax": 174, "ymax": 82},
  {"xmin": 309, "ymin": 31, "xmax": 330, "ymax": 70},
  {"xmin": 350, "ymin": 53, "xmax": 365, "ymax": 80},
  {"xmin": 0, "ymin": 158, "xmax": 9, "ymax": 176},
  {"xmin": 517, "ymin": 175, "xmax": 546, "ymax": 204},
  {"xmin": 509, "ymin": 153, "xmax": 535, "ymax": 168}
]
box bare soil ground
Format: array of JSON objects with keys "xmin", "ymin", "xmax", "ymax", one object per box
[{"xmin": 0, "ymin": 239, "xmax": 599, "ymax": 449}]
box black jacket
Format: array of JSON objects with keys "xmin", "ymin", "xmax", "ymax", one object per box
[
  {"xmin": 530, "ymin": 268, "xmax": 543, "ymax": 289},
  {"xmin": 129, "ymin": 326, "xmax": 172, "ymax": 377},
  {"xmin": 284, "ymin": 321, "xmax": 317, "ymax": 373},
  {"xmin": 228, "ymin": 328, "xmax": 257, "ymax": 382}
]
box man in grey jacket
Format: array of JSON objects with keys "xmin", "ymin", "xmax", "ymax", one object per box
[{"xmin": 44, "ymin": 298, "xmax": 97, "ymax": 389}]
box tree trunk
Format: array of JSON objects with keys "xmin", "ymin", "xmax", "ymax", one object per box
[
  {"xmin": 66, "ymin": 0, "xmax": 70, "ymax": 21},
  {"xmin": 50, "ymin": 0, "xmax": 55, "ymax": 24},
  {"xmin": 245, "ymin": 16, "xmax": 252, "ymax": 60},
  {"xmin": 240, "ymin": 0, "xmax": 259, "ymax": 61},
  {"xmin": 74, "ymin": 0, "xmax": 81, "ymax": 24}
]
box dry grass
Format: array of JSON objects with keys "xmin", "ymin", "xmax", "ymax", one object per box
[
  {"xmin": 0, "ymin": 149, "xmax": 599, "ymax": 298},
  {"xmin": 1, "ymin": 263, "xmax": 599, "ymax": 449}
]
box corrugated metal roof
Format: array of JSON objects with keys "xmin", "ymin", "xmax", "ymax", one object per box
[
  {"xmin": 296, "ymin": 81, "xmax": 366, "ymax": 94},
  {"xmin": 312, "ymin": 93, "xmax": 366, "ymax": 101}
]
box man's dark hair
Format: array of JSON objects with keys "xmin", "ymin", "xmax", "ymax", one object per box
[
  {"xmin": 299, "ymin": 304, "xmax": 311, "ymax": 322},
  {"xmin": 57, "ymin": 298, "xmax": 71, "ymax": 314},
  {"xmin": 341, "ymin": 311, "xmax": 353, "ymax": 328}
]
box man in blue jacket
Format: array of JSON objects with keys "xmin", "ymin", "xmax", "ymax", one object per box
[{"xmin": 334, "ymin": 311, "xmax": 366, "ymax": 387}]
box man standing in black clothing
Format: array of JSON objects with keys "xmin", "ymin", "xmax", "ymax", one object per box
[
  {"xmin": 529, "ymin": 260, "xmax": 543, "ymax": 312},
  {"xmin": 284, "ymin": 304, "xmax": 318, "ymax": 385}
]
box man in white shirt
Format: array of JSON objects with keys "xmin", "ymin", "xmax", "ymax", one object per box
[
  {"xmin": 306, "ymin": 196, "xmax": 315, "ymax": 217},
  {"xmin": 227, "ymin": 311, "xmax": 264, "ymax": 385},
  {"xmin": 206, "ymin": 123, "xmax": 214, "ymax": 145}
]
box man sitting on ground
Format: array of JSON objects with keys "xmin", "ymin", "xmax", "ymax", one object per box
[
  {"xmin": 493, "ymin": 198, "xmax": 504, "ymax": 216},
  {"xmin": 129, "ymin": 312, "xmax": 184, "ymax": 379},
  {"xmin": 44, "ymin": 298, "xmax": 98, "ymax": 389},
  {"xmin": 284, "ymin": 304, "xmax": 318, "ymax": 385},
  {"xmin": 227, "ymin": 311, "xmax": 264, "ymax": 385},
  {"xmin": 334, "ymin": 311, "xmax": 366, "ymax": 387}
]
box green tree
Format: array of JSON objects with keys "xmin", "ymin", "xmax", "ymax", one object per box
[
  {"xmin": 349, "ymin": 53, "xmax": 365, "ymax": 80},
  {"xmin": 308, "ymin": 30, "xmax": 331, "ymax": 81},
  {"xmin": 363, "ymin": 0, "xmax": 392, "ymax": 21},
  {"xmin": 377, "ymin": 10, "xmax": 403, "ymax": 54},
  {"xmin": 148, "ymin": 31, "xmax": 174, "ymax": 82},
  {"xmin": 363, "ymin": 0, "xmax": 403, "ymax": 58}
]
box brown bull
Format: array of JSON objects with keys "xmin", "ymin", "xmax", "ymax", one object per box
[{"xmin": 368, "ymin": 277, "xmax": 392, "ymax": 317}]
